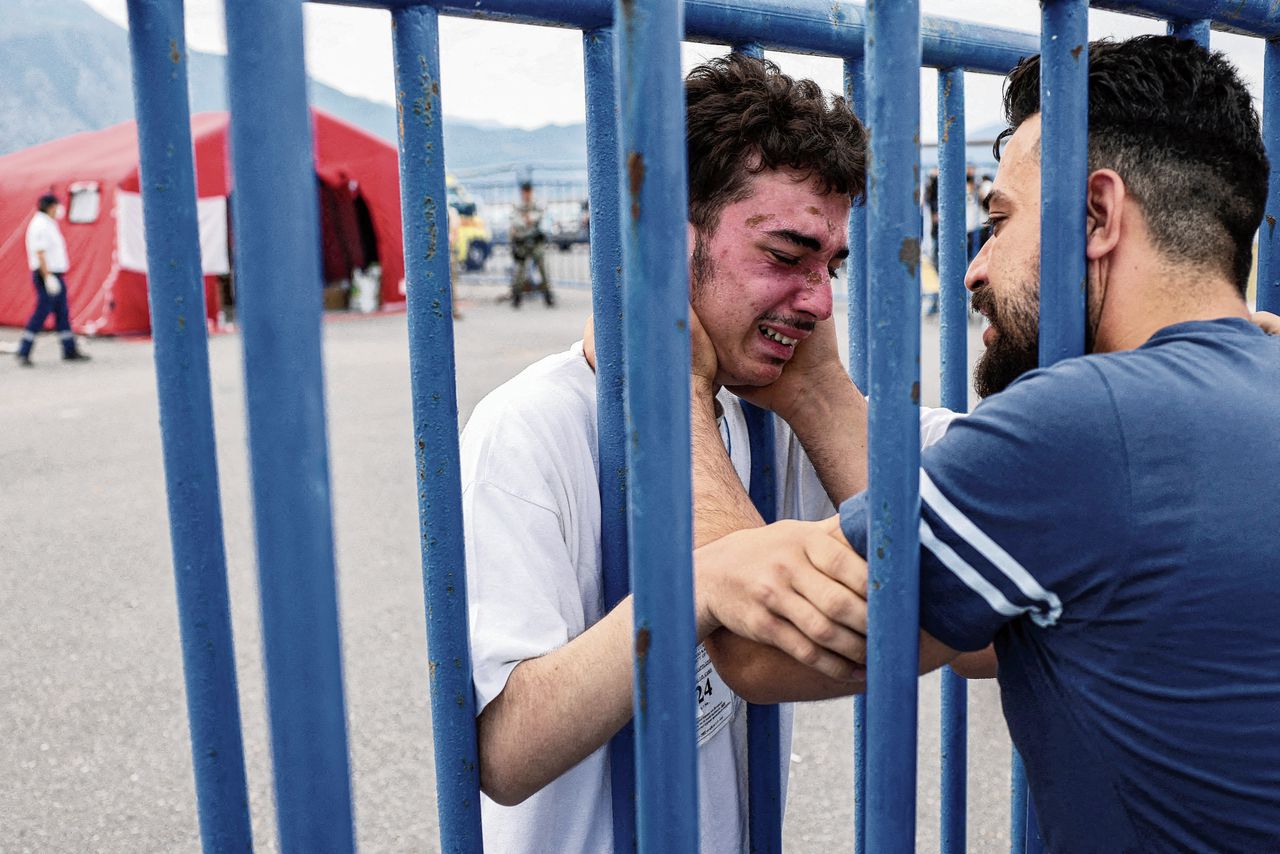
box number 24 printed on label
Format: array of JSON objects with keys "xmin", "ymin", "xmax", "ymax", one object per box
[{"xmin": 695, "ymin": 676, "xmax": 714, "ymax": 704}]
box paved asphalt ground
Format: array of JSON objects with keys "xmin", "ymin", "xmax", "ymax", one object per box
[{"xmin": 2, "ymin": 273, "xmax": 1012, "ymax": 853}]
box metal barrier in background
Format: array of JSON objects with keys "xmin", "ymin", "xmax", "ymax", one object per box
[
  {"xmin": 459, "ymin": 173, "xmax": 594, "ymax": 290},
  {"xmin": 123, "ymin": 0, "xmax": 1280, "ymax": 852}
]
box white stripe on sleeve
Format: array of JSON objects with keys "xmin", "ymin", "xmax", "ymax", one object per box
[
  {"xmin": 919, "ymin": 468, "xmax": 1062, "ymax": 627},
  {"xmin": 920, "ymin": 518, "xmax": 1028, "ymax": 619}
]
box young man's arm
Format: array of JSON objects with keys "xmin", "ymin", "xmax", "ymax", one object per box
[
  {"xmin": 730, "ymin": 318, "xmax": 869, "ymax": 506},
  {"xmin": 474, "ymin": 341, "xmax": 870, "ymax": 805},
  {"xmin": 698, "ymin": 316, "xmax": 874, "ymax": 701},
  {"xmin": 477, "ymin": 518, "xmax": 872, "ymax": 804},
  {"xmin": 709, "ymin": 317, "xmax": 993, "ymax": 695},
  {"xmin": 703, "ymin": 518, "xmax": 988, "ymax": 690},
  {"xmin": 679, "ymin": 309, "xmax": 873, "ymax": 700},
  {"xmin": 476, "ymin": 598, "xmax": 634, "ymax": 806},
  {"xmin": 691, "ymin": 379, "xmax": 872, "ymax": 700}
]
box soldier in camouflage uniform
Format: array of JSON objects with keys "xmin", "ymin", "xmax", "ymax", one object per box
[{"xmin": 509, "ymin": 181, "xmax": 555, "ymax": 307}]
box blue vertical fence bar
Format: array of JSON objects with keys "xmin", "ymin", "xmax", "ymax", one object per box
[
  {"xmin": 852, "ymin": 692, "xmax": 867, "ymax": 854},
  {"xmin": 582, "ymin": 26, "xmax": 636, "ymax": 854},
  {"xmin": 392, "ymin": 7, "xmax": 484, "ymax": 852},
  {"xmin": 742, "ymin": 399, "xmax": 782, "ymax": 854},
  {"xmin": 936, "ymin": 68, "xmax": 969, "ymax": 415},
  {"xmin": 1038, "ymin": 0, "xmax": 1089, "ymax": 365},
  {"xmin": 735, "ymin": 37, "xmax": 782, "ymax": 849},
  {"xmin": 1167, "ymin": 18, "xmax": 1211, "ymax": 46},
  {"xmin": 1260, "ymin": 40, "xmax": 1280, "ymax": 314},
  {"xmin": 842, "ymin": 52, "xmax": 869, "ymax": 854},
  {"xmin": 1024, "ymin": 794, "xmax": 1046, "ymax": 854},
  {"xmin": 1010, "ymin": 752, "xmax": 1029, "ymax": 853},
  {"xmin": 124, "ymin": 1, "xmax": 252, "ymax": 849},
  {"xmin": 1024, "ymin": 2, "xmax": 1089, "ymax": 851},
  {"xmin": 844, "ymin": 57, "xmax": 870, "ymax": 396},
  {"xmin": 936, "ymin": 65, "xmax": 969, "ymax": 854},
  {"xmin": 614, "ymin": 0, "xmax": 699, "ymax": 851},
  {"xmin": 222, "ymin": 2, "xmax": 355, "ymax": 851},
  {"xmin": 864, "ymin": 2, "xmax": 923, "ymax": 852}
]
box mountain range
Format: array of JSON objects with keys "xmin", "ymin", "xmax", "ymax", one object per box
[{"xmin": 2, "ymin": 0, "xmax": 587, "ymax": 174}]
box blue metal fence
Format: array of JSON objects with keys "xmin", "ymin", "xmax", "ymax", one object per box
[
  {"xmin": 122, "ymin": 1, "xmax": 1280, "ymax": 852},
  {"xmin": 936, "ymin": 62, "xmax": 970, "ymax": 854},
  {"xmin": 123, "ymin": 1, "xmax": 251, "ymax": 849},
  {"xmin": 864, "ymin": 3, "xmax": 924, "ymax": 851},
  {"xmin": 392, "ymin": 6, "xmax": 486, "ymax": 847},
  {"xmin": 223, "ymin": 0, "xmax": 358, "ymax": 848}
]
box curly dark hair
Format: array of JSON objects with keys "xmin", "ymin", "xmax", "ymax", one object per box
[
  {"xmin": 684, "ymin": 53, "xmax": 866, "ymax": 232},
  {"xmin": 998, "ymin": 35, "xmax": 1268, "ymax": 295}
]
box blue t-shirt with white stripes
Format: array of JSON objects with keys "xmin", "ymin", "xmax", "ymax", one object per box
[{"xmin": 840, "ymin": 317, "xmax": 1280, "ymax": 852}]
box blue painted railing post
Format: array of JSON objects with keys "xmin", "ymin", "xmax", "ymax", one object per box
[
  {"xmin": 222, "ymin": 0, "xmax": 355, "ymax": 849},
  {"xmin": 742, "ymin": 399, "xmax": 782, "ymax": 854},
  {"xmin": 124, "ymin": 1, "xmax": 252, "ymax": 849},
  {"xmin": 1025, "ymin": 791, "xmax": 1046, "ymax": 854},
  {"xmin": 1023, "ymin": 2, "xmax": 1089, "ymax": 851},
  {"xmin": 392, "ymin": 7, "xmax": 484, "ymax": 852},
  {"xmin": 730, "ymin": 41, "xmax": 783, "ymax": 852},
  {"xmin": 844, "ymin": 56, "xmax": 870, "ymax": 396},
  {"xmin": 582, "ymin": 26, "xmax": 636, "ymax": 854},
  {"xmin": 1167, "ymin": 18, "xmax": 1210, "ymax": 46},
  {"xmin": 1259, "ymin": 39, "xmax": 1280, "ymax": 314},
  {"xmin": 614, "ymin": 0, "xmax": 699, "ymax": 851},
  {"xmin": 937, "ymin": 64, "xmax": 969, "ymax": 854},
  {"xmin": 1010, "ymin": 751, "xmax": 1029, "ymax": 853},
  {"xmin": 1038, "ymin": 0, "xmax": 1089, "ymax": 366},
  {"xmin": 865, "ymin": 1, "xmax": 923, "ymax": 852},
  {"xmin": 842, "ymin": 52, "xmax": 870, "ymax": 854}
]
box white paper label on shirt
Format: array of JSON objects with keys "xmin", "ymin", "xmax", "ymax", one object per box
[{"xmin": 695, "ymin": 643, "xmax": 738, "ymax": 747}]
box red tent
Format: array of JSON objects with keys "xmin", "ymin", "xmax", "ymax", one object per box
[{"xmin": 0, "ymin": 110, "xmax": 406, "ymax": 335}]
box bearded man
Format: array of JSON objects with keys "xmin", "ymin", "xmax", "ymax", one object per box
[{"xmin": 703, "ymin": 36, "xmax": 1280, "ymax": 851}]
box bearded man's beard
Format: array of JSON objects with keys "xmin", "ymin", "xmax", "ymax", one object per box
[{"xmin": 971, "ymin": 283, "xmax": 1041, "ymax": 398}]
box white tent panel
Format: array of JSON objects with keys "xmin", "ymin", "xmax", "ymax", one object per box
[{"xmin": 116, "ymin": 192, "xmax": 230, "ymax": 276}]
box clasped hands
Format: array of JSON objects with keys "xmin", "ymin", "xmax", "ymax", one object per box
[{"xmin": 583, "ymin": 306, "xmax": 870, "ymax": 682}]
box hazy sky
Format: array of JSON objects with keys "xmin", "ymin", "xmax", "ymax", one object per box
[{"xmin": 81, "ymin": 0, "xmax": 1267, "ymax": 137}]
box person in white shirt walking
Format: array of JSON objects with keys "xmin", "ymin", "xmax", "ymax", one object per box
[{"xmin": 17, "ymin": 193, "xmax": 89, "ymax": 367}]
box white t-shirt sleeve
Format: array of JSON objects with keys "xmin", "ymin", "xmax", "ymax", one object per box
[
  {"xmin": 920, "ymin": 404, "xmax": 963, "ymax": 448},
  {"xmin": 460, "ymin": 349, "xmax": 602, "ymax": 715},
  {"xmin": 464, "ymin": 479, "xmax": 582, "ymax": 712}
]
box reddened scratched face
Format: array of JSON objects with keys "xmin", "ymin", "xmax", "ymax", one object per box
[{"xmin": 689, "ymin": 168, "xmax": 850, "ymax": 388}]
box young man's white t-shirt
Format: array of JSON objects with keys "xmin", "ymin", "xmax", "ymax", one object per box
[{"xmin": 460, "ymin": 342, "xmax": 958, "ymax": 854}]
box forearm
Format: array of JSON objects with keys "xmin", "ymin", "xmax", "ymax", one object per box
[
  {"xmin": 779, "ymin": 373, "xmax": 868, "ymax": 506},
  {"xmin": 690, "ymin": 390, "xmax": 763, "ymax": 547},
  {"xmin": 477, "ymin": 599, "xmax": 635, "ymax": 805},
  {"xmin": 714, "ymin": 629, "xmax": 983, "ymax": 703},
  {"xmin": 704, "ymin": 629, "xmax": 863, "ymax": 703},
  {"xmin": 949, "ymin": 646, "xmax": 998, "ymax": 679},
  {"xmin": 691, "ymin": 391, "xmax": 868, "ymax": 698}
]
